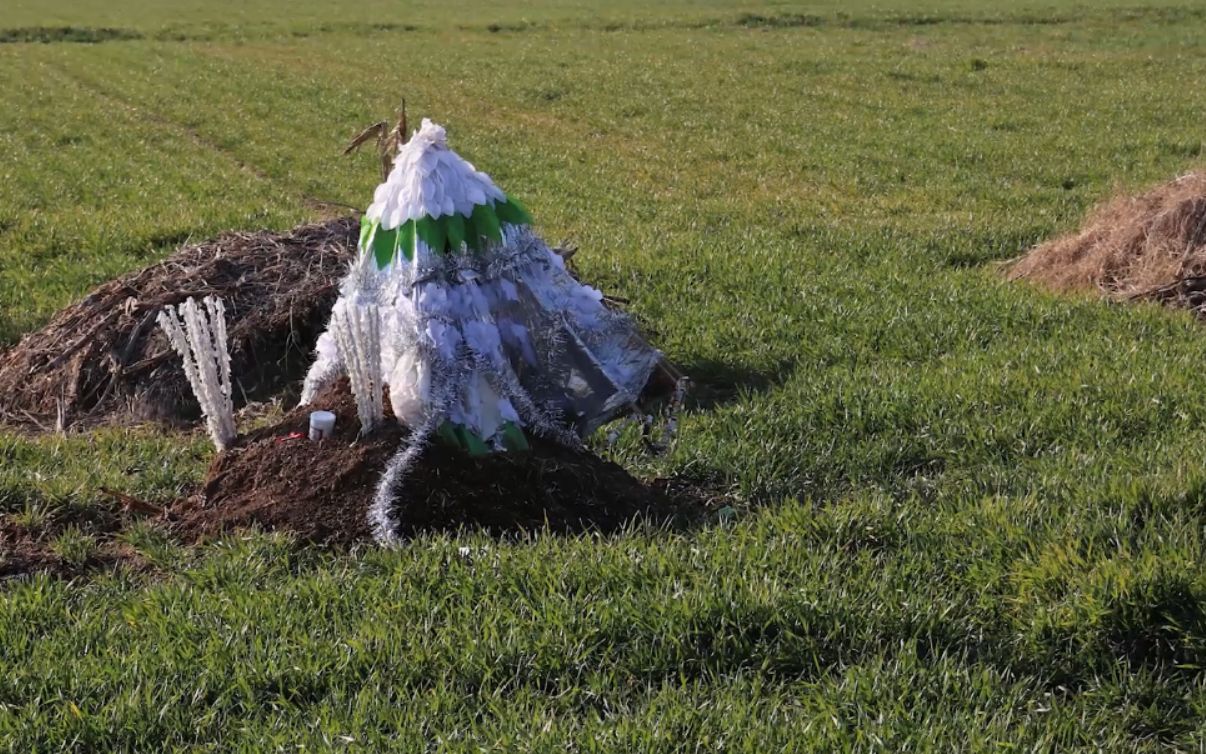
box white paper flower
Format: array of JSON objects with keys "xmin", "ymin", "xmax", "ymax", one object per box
[{"xmin": 463, "ymin": 320, "xmax": 503, "ymax": 365}]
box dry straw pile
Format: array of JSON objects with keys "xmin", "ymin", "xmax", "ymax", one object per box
[{"xmin": 1010, "ymin": 172, "xmax": 1206, "ymax": 310}]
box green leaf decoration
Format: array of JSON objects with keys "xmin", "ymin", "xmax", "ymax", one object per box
[
  {"xmin": 435, "ymin": 420, "xmax": 511, "ymax": 455},
  {"xmin": 494, "ymin": 197, "xmax": 533, "ymax": 227},
  {"xmin": 440, "ymin": 423, "xmax": 491, "ymax": 456},
  {"xmin": 368, "ymin": 197, "xmax": 532, "ymax": 266},
  {"xmin": 372, "ymin": 225, "xmax": 398, "ymax": 269},
  {"xmin": 500, "ymin": 422, "xmax": 530, "ymax": 452},
  {"xmin": 460, "ymin": 426, "xmax": 492, "ymax": 456},
  {"xmin": 470, "ymin": 202, "xmax": 503, "ymax": 246},
  {"xmin": 398, "ymin": 221, "xmax": 416, "ymax": 262},
  {"xmin": 359, "ymin": 216, "xmax": 377, "ymax": 251},
  {"xmin": 436, "ymin": 421, "xmax": 461, "ymax": 448},
  {"xmin": 445, "ymin": 213, "xmax": 466, "ymax": 252},
  {"xmin": 462, "ymin": 213, "xmax": 485, "ymax": 253},
  {"xmin": 415, "ymin": 216, "xmax": 447, "ymax": 256}
]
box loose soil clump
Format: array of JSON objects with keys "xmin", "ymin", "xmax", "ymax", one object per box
[
  {"xmin": 173, "ymin": 380, "xmax": 713, "ymax": 544},
  {"xmin": 0, "ymin": 217, "xmax": 358, "ymax": 429},
  {"xmin": 0, "ymin": 496, "xmax": 148, "ymax": 580},
  {"xmin": 1009, "ymin": 172, "xmax": 1206, "ymax": 310}
]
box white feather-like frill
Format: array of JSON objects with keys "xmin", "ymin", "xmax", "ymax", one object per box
[{"xmin": 366, "ymin": 119, "xmax": 506, "ymax": 230}]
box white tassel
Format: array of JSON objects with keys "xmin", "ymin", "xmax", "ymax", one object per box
[
  {"xmin": 331, "ymin": 301, "xmax": 384, "ymax": 434},
  {"xmin": 157, "ymin": 296, "xmax": 236, "ymax": 451}
]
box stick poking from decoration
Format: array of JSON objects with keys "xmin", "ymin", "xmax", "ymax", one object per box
[
  {"xmin": 157, "ymin": 296, "xmax": 236, "ymax": 451},
  {"xmin": 344, "ymin": 99, "xmax": 409, "ymax": 181}
]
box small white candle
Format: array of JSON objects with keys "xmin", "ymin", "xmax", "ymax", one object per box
[{"xmin": 309, "ymin": 410, "xmax": 336, "ymax": 441}]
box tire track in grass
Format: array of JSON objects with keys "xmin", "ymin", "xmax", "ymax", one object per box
[
  {"xmin": 40, "ymin": 41, "xmax": 381, "ymax": 209},
  {"xmin": 41, "ymin": 56, "xmax": 278, "ymax": 187},
  {"xmin": 184, "ymin": 35, "xmax": 754, "ymax": 219},
  {"xmin": 0, "ymin": 52, "xmax": 290, "ymax": 341}
]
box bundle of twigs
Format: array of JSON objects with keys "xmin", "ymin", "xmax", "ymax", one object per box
[{"xmin": 0, "ymin": 218, "xmax": 358, "ymax": 429}]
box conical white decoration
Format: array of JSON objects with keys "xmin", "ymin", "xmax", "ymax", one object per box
[{"xmin": 301, "ymin": 118, "xmax": 666, "ymax": 544}]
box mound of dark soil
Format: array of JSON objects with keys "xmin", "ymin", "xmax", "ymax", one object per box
[
  {"xmin": 173, "ymin": 381, "xmax": 712, "ymax": 544},
  {"xmin": 0, "ymin": 217, "xmax": 357, "ymax": 428},
  {"xmin": 1009, "ymin": 172, "xmax": 1206, "ymax": 309},
  {"xmin": 171, "ymin": 382, "xmax": 400, "ymax": 543},
  {"xmin": 0, "ymin": 382, "xmax": 717, "ymax": 581}
]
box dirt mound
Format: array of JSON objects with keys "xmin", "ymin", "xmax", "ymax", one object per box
[
  {"xmin": 173, "ymin": 381, "xmax": 712, "ymax": 544},
  {"xmin": 1, "ymin": 383, "xmax": 716, "ymax": 581},
  {"xmin": 172, "ymin": 382, "xmax": 400, "ymax": 544},
  {"xmin": 0, "ymin": 217, "xmax": 357, "ymax": 428},
  {"xmin": 1009, "ymin": 172, "xmax": 1206, "ymax": 308}
]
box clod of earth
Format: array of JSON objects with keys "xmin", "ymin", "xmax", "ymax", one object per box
[
  {"xmin": 1009, "ymin": 171, "xmax": 1206, "ymax": 311},
  {"xmin": 0, "ymin": 492, "xmax": 149, "ymax": 580},
  {"xmin": 0, "ymin": 217, "xmax": 358, "ymax": 429}
]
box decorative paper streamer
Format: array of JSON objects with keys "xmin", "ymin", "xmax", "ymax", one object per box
[
  {"xmin": 330, "ymin": 300, "xmax": 384, "ymax": 434},
  {"xmin": 157, "ymin": 296, "xmax": 236, "ymax": 451}
]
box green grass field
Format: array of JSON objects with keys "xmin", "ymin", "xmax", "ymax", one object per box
[{"xmin": 3, "ymin": 0, "xmax": 1206, "ymax": 749}]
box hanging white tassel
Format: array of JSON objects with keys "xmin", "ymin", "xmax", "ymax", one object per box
[
  {"xmin": 157, "ymin": 296, "xmax": 236, "ymax": 451},
  {"xmin": 299, "ymin": 330, "xmax": 344, "ymax": 405},
  {"xmin": 331, "ymin": 301, "xmax": 384, "ymax": 434}
]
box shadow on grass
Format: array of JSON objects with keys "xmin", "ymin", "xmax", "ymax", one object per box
[
  {"xmin": 680, "ymin": 357, "xmax": 797, "ymax": 410},
  {"xmin": 1106, "ymin": 572, "xmax": 1206, "ymax": 673}
]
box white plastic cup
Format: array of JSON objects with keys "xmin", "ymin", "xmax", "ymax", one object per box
[{"xmin": 309, "ymin": 410, "xmax": 336, "ymax": 441}]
